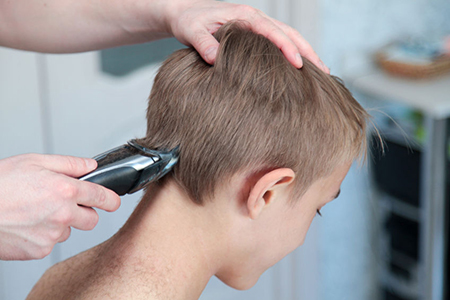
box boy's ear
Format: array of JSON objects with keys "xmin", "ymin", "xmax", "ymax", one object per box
[{"xmin": 247, "ymin": 168, "xmax": 295, "ymax": 220}]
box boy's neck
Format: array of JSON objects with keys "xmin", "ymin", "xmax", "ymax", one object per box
[{"xmin": 103, "ymin": 181, "xmax": 227, "ymax": 300}]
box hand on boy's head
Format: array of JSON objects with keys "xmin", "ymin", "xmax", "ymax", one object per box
[{"xmin": 166, "ymin": 0, "xmax": 329, "ymax": 73}]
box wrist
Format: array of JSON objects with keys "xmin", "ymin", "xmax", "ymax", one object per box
[
  {"xmin": 108, "ymin": 0, "xmax": 172, "ymax": 40},
  {"xmin": 162, "ymin": 0, "xmax": 205, "ymax": 37}
]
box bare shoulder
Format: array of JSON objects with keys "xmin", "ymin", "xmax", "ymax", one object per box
[
  {"xmin": 26, "ymin": 246, "xmax": 100, "ymax": 300},
  {"xmin": 26, "ymin": 242, "xmax": 163, "ymax": 300}
]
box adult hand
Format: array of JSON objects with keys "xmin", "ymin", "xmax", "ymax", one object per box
[
  {"xmin": 0, "ymin": 154, "xmax": 121, "ymax": 260},
  {"xmin": 165, "ymin": 0, "xmax": 329, "ymax": 72}
]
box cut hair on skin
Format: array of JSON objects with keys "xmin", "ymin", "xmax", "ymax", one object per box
[{"xmin": 137, "ymin": 21, "xmax": 369, "ymax": 204}]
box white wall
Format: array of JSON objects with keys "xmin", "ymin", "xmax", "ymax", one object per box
[{"xmin": 319, "ymin": 0, "xmax": 450, "ymax": 75}]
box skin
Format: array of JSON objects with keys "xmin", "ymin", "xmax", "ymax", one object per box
[
  {"xmin": 0, "ymin": 0, "xmax": 329, "ymax": 261},
  {"xmin": 0, "ymin": 0, "xmax": 329, "ymax": 70},
  {"xmin": 27, "ymin": 163, "xmax": 350, "ymax": 299},
  {"xmin": 0, "ymin": 154, "xmax": 120, "ymax": 260}
]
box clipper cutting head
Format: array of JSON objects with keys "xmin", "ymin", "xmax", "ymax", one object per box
[{"xmin": 79, "ymin": 139, "xmax": 179, "ymax": 196}]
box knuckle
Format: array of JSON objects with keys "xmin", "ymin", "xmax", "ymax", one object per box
[
  {"xmin": 97, "ymin": 188, "xmax": 107, "ymax": 206},
  {"xmin": 60, "ymin": 228, "xmax": 72, "ymax": 242},
  {"xmin": 48, "ymin": 228, "xmax": 63, "ymax": 242},
  {"xmin": 302, "ymin": 42, "xmax": 315, "ymax": 53},
  {"xmin": 268, "ymin": 25, "xmax": 281, "ymax": 36},
  {"xmin": 90, "ymin": 187, "xmax": 107, "ymax": 209},
  {"xmin": 90, "ymin": 213, "xmax": 99, "ymax": 230},
  {"xmin": 292, "ymin": 28, "xmax": 305, "ymax": 40},
  {"xmin": 58, "ymin": 181, "xmax": 78, "ymax": 199},
  {"xmin": 14, "ymin": 153, "xmax": 39, "ymax": 169},
  {"xmin": 192, "ymin": 29, "xmax": 211, "ymax": 50},
  {"xmin": 111, "ymin": 195, "xmax": 121, "ymax": 212},
  {"xmin": 66, "ymin": 227, "xmax": 72, "ymax": 239},
  {"xmin": 26, "ymin": 236, "xmax": 55, "ymax": 259},
  {"xmin": 34, "ymin": 245, "xmax": 53, "ymax": 259},
  {"xmin": 98, "ymin": 188, "xmax": 120, "ymax": 212},
  {"xmin": 86, "ymin": 212, "xmax": 99, "ymax": 230},
  {"xmin": 54, "ymin": 208, "xmax": 73, "ymax": 226},
  {"xmin": 23, "ymin": 153, "xmax": 40, "ymax": 162},
  {"xmin": 65, "ymin": 156, "xmax": 83, "ymax": 173},
  {"xmin": 41, "ymin": 246, "xmax": 53, "ymax": 258},
  {"xmin": 239, "ymin": 4, "xmax": 259, "ymax": 15}
]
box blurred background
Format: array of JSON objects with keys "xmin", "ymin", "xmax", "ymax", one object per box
[{"xmin": 1, "ymin": 0, "xmax": 450, "ymax": 299}]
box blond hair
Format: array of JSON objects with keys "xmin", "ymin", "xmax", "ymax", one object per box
[{"xmin": 137, "ymin": 22, "xmax": 368, "ymax": 204}]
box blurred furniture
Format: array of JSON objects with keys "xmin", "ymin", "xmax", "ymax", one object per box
[
  {"xmin": 351, "ymin": 68, "xmax": 450, "ymax": 300},
  {"xmin": 375, "ymin": 40, "xmax": 450, "ymax": 79}
]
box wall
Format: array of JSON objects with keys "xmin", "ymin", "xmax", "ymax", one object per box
[{"xmin": 319, "ymin": 0, "xmax": 450, "ymax": 75}]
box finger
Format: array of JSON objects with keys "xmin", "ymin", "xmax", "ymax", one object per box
[
  {"xmin": 271, "ymin": 19, "xmax": 330, "ymax": 73},
  {"xmin": 185, "ymin": 26, "xmax": 220, "ymax": 64},
  {"xmin": 57, "ymin": 227, "xmax": 72, "ymax": 243},
  {"xmin": 244, "ymin": 16, "xmax": 303, "ymax": 69},
  {"xmin": 35, "ymin": 154, "xmax": 97, "ymax": 177},
  {"xmin": 72, "ymin": 179, "xmax": 121, "ymax": 212},
  {"xmin": 70, "ymin": 206, "xmax": 99, "ymax": 231}
]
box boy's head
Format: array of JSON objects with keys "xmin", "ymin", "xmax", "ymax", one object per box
[
  {"xmin": 138, "ymin": 21, "xmax": 367, "ymax": 204},
  {"xmin": 137, "ymin": 22, "xmax": 368, "ymax": 289}
]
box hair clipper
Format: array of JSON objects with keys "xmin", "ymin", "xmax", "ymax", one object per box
[{"xmin": 79, "ymin": 140, "xmax": 179, "ymax": 196}]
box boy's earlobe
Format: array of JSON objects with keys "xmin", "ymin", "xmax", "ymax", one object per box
[{"xmin": 247, "ymin": 168, "xmax": 295, "ymax": 220}]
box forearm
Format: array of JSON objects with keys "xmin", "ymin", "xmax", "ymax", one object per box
[
  {"xmin": 0, "ymin": 0, "xmax": 172, "ymax": 53},
  {"xmin": 0, "ymin": 0, "xmax": 330, "ymax": 73}
]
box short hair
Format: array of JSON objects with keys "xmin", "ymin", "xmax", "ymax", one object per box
[{"xmin": 137, "ymin": 22, "xmax": 368, "ymax": 204}]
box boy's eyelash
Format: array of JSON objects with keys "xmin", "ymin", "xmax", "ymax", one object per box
[{"xmin": 316, "ymin": 209, "xmax": 322, "ymax": 217}]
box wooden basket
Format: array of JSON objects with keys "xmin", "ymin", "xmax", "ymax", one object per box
[{"xmin": 375, "ymin": 51, "xmax": 450, "ymax": 79}]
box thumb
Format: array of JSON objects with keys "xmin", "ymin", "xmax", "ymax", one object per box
[
  {"xmin": 189, "ymin": 29, "xmax": 220, "ymax": 65},
  {"xmin": 36, "ymin": 154, "xmax": 97, "ymax": 177}
]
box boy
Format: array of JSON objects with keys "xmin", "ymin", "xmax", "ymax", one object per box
[{"xmin": 27, "ymin": 22, "xmax": 368, "ymax": 300}]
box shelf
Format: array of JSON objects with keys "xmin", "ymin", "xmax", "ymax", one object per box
[
  {"xmin": 350, "ymin": 67, "xmax": 450, "ymax": 119},
  {"xmin": 380, "ymin": 267, "xmax": 419, "ymax": 299},
  {"xmin": 350, "ymin": 66, "xmax": 449, "ymax": 300},
  {"xmin": 379, "ymin": 194, "xmax": 421, "ymax": 222}
]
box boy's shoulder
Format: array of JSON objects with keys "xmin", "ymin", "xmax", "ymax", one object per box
[{"xmin": 27, "ymin": 242, "xmax": 169, "ymax": 300}]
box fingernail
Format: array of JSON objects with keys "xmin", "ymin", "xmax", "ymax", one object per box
[
  {"xmin": 296, "ymin": 53, "xmax": 303, "ymax": 67},
  {"xmin": 205, "ymin": 47, "xmax": 218, "ymax": 63},
  {"xmin": 85, "ymin": 158, "xmax": 97, "ymax": 170}
]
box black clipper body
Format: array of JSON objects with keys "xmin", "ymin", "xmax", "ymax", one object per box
[{"xmin": 79, "ymin": 140, "xmax": 178, "ymax": 196}]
